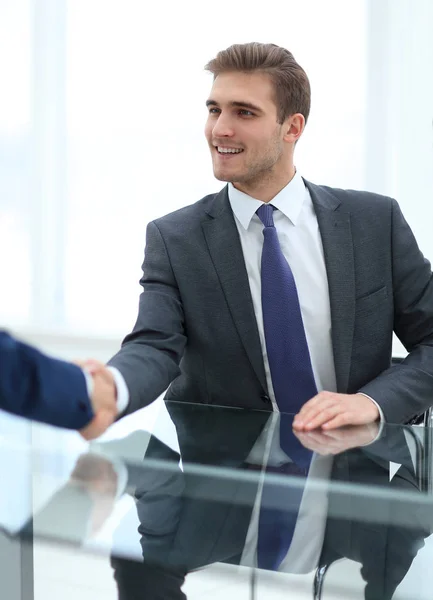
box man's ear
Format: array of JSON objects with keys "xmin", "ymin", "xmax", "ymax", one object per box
[{"xmin": 283, "ymin": 113, "xmax": 305, "ymax": 144}]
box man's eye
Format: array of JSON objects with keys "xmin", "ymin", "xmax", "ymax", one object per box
[
  {"xmin": 239, "ymin": 110, "xmax": 254, "ymax": 116},
  {"xmin": 208, "ymin": 108, "xmax": 220, "ymax": 114}
]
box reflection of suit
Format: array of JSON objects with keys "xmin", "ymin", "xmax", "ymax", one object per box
[
  {"xmin": 109, "ymin": 183, "xmax": 433, "ymax": 423},
  {"xmin": 111, "ymin": 407, "xmax": 270, "ymax": 599},
  {"xmin": 112, "ymin": 413, "xmax": 431, "ymax": 600},
  {"xmin": 0, "ymin": 331, "xmax": 93, "ymax": 429},
  {"xmin": 117, "ymin": 406, "xmax": 268, "ymax": 565},
  {"xmin": 320, "ymin": 429, "xmax": 431, "ymax": 600}
]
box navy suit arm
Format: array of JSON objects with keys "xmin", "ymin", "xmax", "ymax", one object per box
[
  {"xmin": 0, "ymin": 332, "xmax": 93, "ymax": 429},
  {"xmin": 358, "ymin": 199, "xmax": 433, "ymax": 422}
]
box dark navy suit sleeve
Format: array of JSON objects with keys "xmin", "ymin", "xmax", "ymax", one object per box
[{"xmin": 0, "ymin": 331, "xmax": 94, "ymax": 429}]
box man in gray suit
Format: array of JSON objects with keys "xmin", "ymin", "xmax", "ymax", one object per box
[{"xmin": 88, "ymin": 42, "xmax": 433, "ymax": 430}]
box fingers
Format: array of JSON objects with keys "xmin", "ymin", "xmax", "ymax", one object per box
[
  {"xmin": 74, "ymin": 358, "xmax": 106, "ymax": 375},
  {"xmin": 85, "ymin": 359, "xmax": 107, "ymax": 375},
  {"xmin": 293, "ymin": 391, "xmax": 340, "ymax": 430},
  {"xmin": 73, "ymin": 359, "xmax": 117, "ymax": 440},
  {"xmin": 293, "ymin": 429, "xmax": 341, "ymax": 455},
  {"xmin": 303, "ymin": 405, "xmax": 344, "ymax": 430},
  {"xmin": 91, "ymin": 371, "xmax": 117, "ymax": 419},
  {"xmin": 92, "ymin": 368, "xmax": 117, "ymax": 406},
  {"xmin": 80, "ymin": 368, "xmax": 117, "ymax": 440},
  {"xmin": 321, "ymin": 414, "xmax": 351, "ymax": 430}
]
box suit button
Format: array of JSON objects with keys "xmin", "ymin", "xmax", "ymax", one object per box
[
  {"xmin": 78, "ymin": 400, "xmax": 88, "ymax": 411},
  {"xmin": 261, "ymin": 395, "xmax": 271, "ymax": 404}
]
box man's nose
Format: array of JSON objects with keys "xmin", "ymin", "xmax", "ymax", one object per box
[{"xmin": 212, "ymin": 114, "xmax": 235, "ymax": 138}]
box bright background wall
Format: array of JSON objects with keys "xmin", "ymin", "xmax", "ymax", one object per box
[{"xmin": 0, "ymin": 0, "xmax": 432, "ymax": 360}]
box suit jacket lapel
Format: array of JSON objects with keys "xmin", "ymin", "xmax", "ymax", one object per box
[
  {"xmin": 202, "ymin": 187, "xmax": 268, "ymax": 394},
  {"xmin": 304, "ymin": 180, "xmax": 355, "ymax": 393}
]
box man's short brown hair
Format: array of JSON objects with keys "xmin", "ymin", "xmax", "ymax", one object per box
[{"xmin": 205, "ymin": 42, "xmax": 311, "ymax": 125}]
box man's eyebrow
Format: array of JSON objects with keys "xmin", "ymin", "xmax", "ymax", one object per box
[{"xmin": 205, "ymin": 99, "xmax": 263, "ymax": 113}]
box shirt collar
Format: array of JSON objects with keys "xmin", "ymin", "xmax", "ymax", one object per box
[{"xmin": 228, "ymin": 170, "xmax": 307, "ymax": 230}]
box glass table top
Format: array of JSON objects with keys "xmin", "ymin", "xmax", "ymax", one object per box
[{"xmin": 1, "ymin": 400, "xmax": 432, "ymax": 599}]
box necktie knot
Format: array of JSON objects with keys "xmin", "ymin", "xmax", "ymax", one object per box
[{"xmin": 256, "ymin": 204, "xmax": 276, "ymax": 228}]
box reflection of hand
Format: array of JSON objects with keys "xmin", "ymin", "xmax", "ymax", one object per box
[
  {"xmin": 293, "ymin": 422, "xmax": 380, "ymax": 456},
  {"xmin": 70, "ymin": 453, "xmax": 119, "ymax": 536},
  {"xmin": 74, "ymin": 360, "xmax": 117, "ymax": 440},
  {"xmin": 293, "ymin": 392, "xmax": 380, "ymax": 431},
  {"xmin": 70, "ymin": 453, "xmax": 118, "ymax": 494}
]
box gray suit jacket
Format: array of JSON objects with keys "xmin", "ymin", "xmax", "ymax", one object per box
[{"xmin": 109, "ymin": 180, "xmax": 433, "ymax": 423}]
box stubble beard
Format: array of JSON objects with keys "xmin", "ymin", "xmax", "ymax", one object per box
[
  {"xmin": 212, "ymin": 134, "xmax": 284, "ymax": 187},
  {"xmin": 230, "ymin": 147, "xmax": 283, "ymax": 190}
]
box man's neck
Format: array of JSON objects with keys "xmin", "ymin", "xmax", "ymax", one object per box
[{"xmin": 232, "ymin": 167, "xmax": 296, "ymax": 203}]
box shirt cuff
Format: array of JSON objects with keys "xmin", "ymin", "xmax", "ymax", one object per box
[
  {"xmin": 107, "ymin": 367, "xmax": 130, "ymax": 415},
  {"xmin": 357, "ymin": 393, "xmax": 385, "ymax": 444},
  {"xmin": 81, "ymin": 369, "xmax": 94, "ymax": 399}
]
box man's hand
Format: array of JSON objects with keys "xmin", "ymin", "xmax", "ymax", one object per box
[
  {"xmin": 75, "ymin": 360, "xmax": 117, "ymax": 440},
  {"xmin": 293, "ymin": 423, "xmax": 380, "ymax": 456},
  {"xmin": 292, "ymin": 391, "xmax": 380, "ymax": 431}
]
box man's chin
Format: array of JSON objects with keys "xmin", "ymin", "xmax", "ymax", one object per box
[
  {"xmin": 213, "ymin": 172, "xmax": 233, "ymax": 183},
  {"xmin": 213, "ymin": 168, "xmax": 244, "ymax": 184}
]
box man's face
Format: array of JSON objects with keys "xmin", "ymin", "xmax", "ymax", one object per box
[{"xmin": 204, "ymin": 71, "xmax": 290, "ymax": 191}]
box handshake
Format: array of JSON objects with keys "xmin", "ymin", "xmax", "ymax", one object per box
[{"xmin": 75, "ymin": 360, "xmax": 118, "ymax": 441}]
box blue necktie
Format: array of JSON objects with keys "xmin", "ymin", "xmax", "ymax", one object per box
[
  {"xmin": 257, "ymin": 414, "xmax": 313, "ymax": 570},
  {"xmin": 256, "ymin": 204, "xmax": 318, "ymax": 414},
  {"xmin": 255, "ymin": 205, "xmax": 317, "ymax": 570}
]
